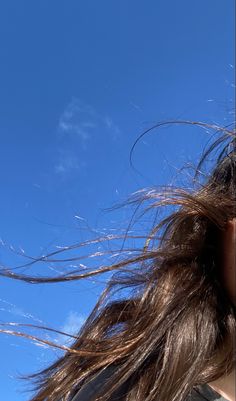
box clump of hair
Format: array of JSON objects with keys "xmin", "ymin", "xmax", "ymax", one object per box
[{"xmin": 0, "ymin": 122, "xmax": 235, "ymax": 401}]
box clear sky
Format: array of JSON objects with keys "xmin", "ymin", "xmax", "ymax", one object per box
[{"xmin": 0, "ymin": 1, "xmax": 234, "ymax": 400}]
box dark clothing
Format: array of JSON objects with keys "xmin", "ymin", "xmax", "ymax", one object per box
[{"xmin": 70, "ymin": 365, "xmax": 228, "ymax": 401}]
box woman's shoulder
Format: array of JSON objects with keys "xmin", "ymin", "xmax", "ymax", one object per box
[
  {"xmin": 187, "ymin": 383, "xmax": 228, "ymax": 401},
  {"xmin": 70, "ymin": 366, "xmax": 228, "ymax": 401},
  {"xmin": 70, "ymin": 364, "xmax": 129, "ymax": 401}
]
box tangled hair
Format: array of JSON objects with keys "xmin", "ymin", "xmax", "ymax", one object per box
[{"xmin": 0, "ymin": 121, "xmax": 236, "ymax": 401}]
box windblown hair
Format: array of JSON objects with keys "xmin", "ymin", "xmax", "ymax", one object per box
[{"xmin": 1, "ymin": 121, "xmax": 236, "ymax": 401}]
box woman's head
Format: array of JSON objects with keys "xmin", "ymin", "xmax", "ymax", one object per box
[
  {"xmin": 197, "ymin": 139, "xmax": 236, "ymax": 307},
  {"xmin": 0, "ymin": 122, "xmax": 235, "ymax": 401}
]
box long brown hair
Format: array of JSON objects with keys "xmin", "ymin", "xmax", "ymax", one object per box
[{"xmin": 1, "ymin": 121, "xmax": 236, "ymax": 401}]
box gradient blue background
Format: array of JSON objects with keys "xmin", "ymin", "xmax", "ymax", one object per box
[{"xmin": 0, "ymin": 1, "xmax": 234, "ymax": 400}]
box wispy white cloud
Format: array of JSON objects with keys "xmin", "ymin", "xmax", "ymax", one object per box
[
  {"xmin": 56, "ymin": 311, "xmax": 85, "ymax": 346},
  {"xmin": 58, "ymin": 98, "xmax": 121, "ymax": 142},
  {"xmin": 55, "ymin": 98, "xmax": 121, "ymax": 176},
  {"xmin": 103, "ymin": 116, "xmax": 121, "ymax": 140},
  {"xmin": 129, "ymin": 101, "xmax": 143, "ymax": 112},
  {"xmin": 54, "ymin": 153, "xmax": 81, "ymax": 175},
  {"xmin": 58, "ymin": 99, "xmax": 97, "ymax": 145}
]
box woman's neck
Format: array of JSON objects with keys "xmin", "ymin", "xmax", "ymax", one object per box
[{"xmin": 208, "ymin": 367, "xmax": 235, "ymax": 401}]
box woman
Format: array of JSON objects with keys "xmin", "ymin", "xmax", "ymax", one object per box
[
  {"xmin": 1, "ymin": 122, "xmax": 235, "ymax": 401},
  {"xmin": 70, "ymin": 220, "xmax": 236, "ymax": 401}
]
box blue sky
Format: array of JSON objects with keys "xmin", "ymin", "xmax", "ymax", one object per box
[{"xmin": 0, "ymin": 1, "xmax": 234, "ymax": 400}]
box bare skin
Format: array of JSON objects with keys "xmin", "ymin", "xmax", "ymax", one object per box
[{"xmin": 208, "ymin": 219, "xmax": 236, "ymax": 401}]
